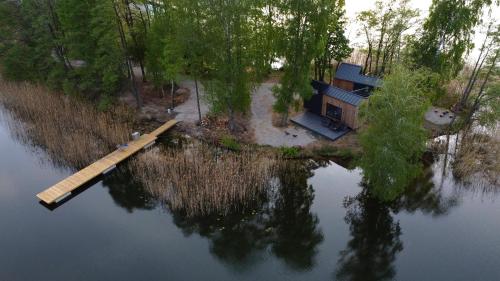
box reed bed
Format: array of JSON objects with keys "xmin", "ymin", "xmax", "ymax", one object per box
[
  {"xmin": 130, "ymin": 145, "xmax": 279, "ymax": 217},
  {"xmin": 453, "ymin": 131, "xmax": 500, "ymax": 187},
  {"xmin": 0, "ymin": 80, "xmax": 134, "ymax": 168}
]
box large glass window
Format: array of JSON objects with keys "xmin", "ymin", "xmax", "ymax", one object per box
[{"xmin": 326, "ymin": 103, "xmax": 342, "ymax": 120}]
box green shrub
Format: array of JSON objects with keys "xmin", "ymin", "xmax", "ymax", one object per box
[
  {"xmin": 312, "ymin": 145, "xmax": 355, "ymax": 159},
  {"xmin": 220, "ymin": 135, "xmax": 241, "ymax": 151},
  {"xmin": 98, "ymin": 94, "xmax": 113, "ymax": 111},
  {"xmin": 279, "ymin": 146, "xmax": 301, "ymax": 158},
  {"xmin": 313, "ymin": 145, "xmax": 338, "ymax": 157}
]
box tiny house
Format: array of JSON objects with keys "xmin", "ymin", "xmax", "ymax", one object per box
[
  {"xmin": 307, "ymin": 80, "xmax": 365, "ymax": 129},
  {"xmin": 305, "ymin": 63, "xmax": 381, "ymax": 130},
  {"xmin": 332, "ymin": 63, "xmax": 381, "ymax": 97}
]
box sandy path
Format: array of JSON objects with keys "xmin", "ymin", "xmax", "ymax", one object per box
[
  {"xmin": 174, "ymin": 79, "xmax": 209, "ymax": 124},
  {"xmin": 250, "ymin": 83, "xmax": 316, "ymax": 147}
]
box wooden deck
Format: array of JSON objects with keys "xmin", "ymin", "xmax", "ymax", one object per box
[{"xmin": 36, "ymin": 120, "xmax": 178, "ymax": 204}]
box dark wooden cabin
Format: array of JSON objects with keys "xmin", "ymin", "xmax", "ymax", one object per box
[
  {"xmin": 308, "ymin": 81, "xmax": 365, "ymax": 129},
  {"xmin": 332, "ymin": 63, "xmax": 381, "ymax": 97},
  {"xmin": 305, "ymin": 63, "xmax": 381, "ymax": 130}
]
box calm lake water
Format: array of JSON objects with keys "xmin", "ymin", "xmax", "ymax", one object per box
[{"xmin": 0, "ymin": 110, "xmax": 499, "ymax": 281}]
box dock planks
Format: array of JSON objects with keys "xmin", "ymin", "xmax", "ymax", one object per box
[{"xmin": 36, "ymin": 120, "xmax": 178, "ymax": 204}]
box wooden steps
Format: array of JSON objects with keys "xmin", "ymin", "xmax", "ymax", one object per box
[{"xmin": 36, "ymin": 120, "xmax": 178, "ymax": 204}]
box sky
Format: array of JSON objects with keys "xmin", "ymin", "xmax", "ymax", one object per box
[{"xmin": 343, "ymin": 0, "xmax": 499, "ymax": 61}]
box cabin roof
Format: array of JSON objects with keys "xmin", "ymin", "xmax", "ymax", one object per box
[
  {"xmin": 311, "ymin": 80, "xmax": 366, "ymax": 107},
  {"xmin": 334, "ymin": 63, "xmax": 381, "ymax": 88}
]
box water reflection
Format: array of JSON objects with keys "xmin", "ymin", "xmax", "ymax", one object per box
[
  {"xmin": 335, "ymin": 153, "xmax": 464, "ymax": 281},
  {"xmin": 392, "ymin": 155, "xmax": 461, "ymax": 216},
  {"xmin": 336, "ymin": 189, "xmax": 403, "ymax": 281},
  {"xmin": 102, "ymin": 167, "xmax": 158, "ymax": 212},
  {"xmin": 167, "ymin": 160, "xmax": 326, "ymax": 272}
]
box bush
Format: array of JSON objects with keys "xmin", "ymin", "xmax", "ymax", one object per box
[
  {"xmin": 220, "ymin": 135, "xmax": 241, "ymax": 151},
  {"xmin": 279, "ymin": 146, "xmax": 301, "ymax": 158},
  {"xmin": 310, "ymin": 145, "xmax": 357, "ymax": 161}
]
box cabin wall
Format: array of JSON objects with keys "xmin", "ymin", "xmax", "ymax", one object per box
[
  {"xmin": 304, "ymin": 93, "xmax": 323, "ymax": 115},
  {"xmin": 332, "ymin": 78, "xmax": 354, "ymax": 92},
  {"xmin": 322, "ymin": 96, "xmax": 359, "ymax": 129}
]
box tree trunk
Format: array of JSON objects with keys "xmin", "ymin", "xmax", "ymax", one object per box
[
  {"xmin": 464, "ymin": 51, "xmax": 498, "ymax": 127},
  {"xmin": 171, "ymin": 79, "xmax": 175, "ymax": 109},
  {"xmin": 139, "ymin": 60, "xmax": 147, "ymax": 82},
  {"xmin": 113, "ymin": 1, "xmax": 141, "ymax": 108},
  {"xmin": 364, "ymin": 42, "xmax": 372, "ymax": 75},
  {"xmin": 374, "ymin": 16, "xmax": 387, "ymax": 75},
  {"xmin": 461, "ymin": 23, "xmax": 493, "ymax": 108},
  {"xmin": 195, "ymin": 78, "xmax": 202, "ymax": 125},
  {"xmin": 280, "ymin": 111, "xmax": 289, "ymax": 127}
]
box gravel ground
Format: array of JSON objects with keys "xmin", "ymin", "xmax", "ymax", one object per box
[
  {"xmin": 250, "ymin": 83, "xmax": 316, "ymax": 147},
  {"xmin": 173, "ymin": 79, "xmax": 317, "ymax": 147},
  {"xmin": 174, "ymin": 79, "xmax": 209, "ymax": 124}
]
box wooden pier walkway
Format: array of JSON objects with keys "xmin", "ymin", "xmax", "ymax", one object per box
[{"xmin": 37, "ymin": 120, "xmax": 178, "ymax": 204}]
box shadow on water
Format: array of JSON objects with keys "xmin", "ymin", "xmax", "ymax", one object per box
[
  {"xmin": 336, "ymin": 189, "xmax": 403, "ymax": 281},
  {"xmin": 166, "ymin": 160, "xmax": 327, "ymax": 272},
  {"xmin": 335, "ymin": 153, "xmax": 462, "ymax": 281},
  {"xmin": 101, "ymin": 166, "xmax": 159, "ymax": 212},
  {"xmin": 38, "ymin": 176, "xmax": 103, "ymax": 211}
]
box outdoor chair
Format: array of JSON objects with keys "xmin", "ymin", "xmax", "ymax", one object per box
[{"xmin": 322, "ymin": 117, "xmax": 332, "ymax": 127}]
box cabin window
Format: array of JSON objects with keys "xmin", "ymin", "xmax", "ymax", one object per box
[{"xmin": 326, "ymin": 103, "xmax": 342, "ymax": 121}]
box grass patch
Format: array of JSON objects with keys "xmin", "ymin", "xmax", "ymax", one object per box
[
  {"xmin": 220, "ymin": 135, "xmax": 241, "ymax": 151},
  {"xmin": 279, "ymin": 146, "xmax": 301, "ymax": 158}
]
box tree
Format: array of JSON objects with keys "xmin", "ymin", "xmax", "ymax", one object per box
[
  {"xmin": 273, "ymin": 0, "xmax": 331, "ymax": 125},
  {"xmin": 203, "ymin": 0, "xmax": 263, "ymax": 131},
  {"xmin": 359, "ymin": 65, "xmax": 430, "ymax": 201},
  {"xmin": 410, "ymin": 0, "xmax": 495, "ymax": 80},
  {"xmin": 314, "ymin": 0, "xmax": 352, "ymax": 82},
  {"xmin": 459, "ymin": 21, "xmax": 499, "ymax": 109},
  {"xmin": 90, "ymin": 0, "xmax": 125, "ymax": 102},
  {"xmin": 161, "ymin": 34, "xmax": 183, "ymax": 110},
  {"xmin": 175, "ymin": 0, "xmax": 209, "ymax": 124},
  {"xmin": 357, "ymin": 0, "xmax": 419, "ymax": 76}
]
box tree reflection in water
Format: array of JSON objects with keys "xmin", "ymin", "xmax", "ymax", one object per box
[
  {"xmin": 336, "ymin": 153, "xmax": 462, "ymax": 281},
  {"xmin": 169, "ymin": 160, "xmax": 326, "ymax": 272},
  {"xmin": 102, "ymin": 167, "xmax": 158, "ymax": 213},
  {"xmin": 336, "ymin": 189, "xmax": 403, "ymax": 281}
]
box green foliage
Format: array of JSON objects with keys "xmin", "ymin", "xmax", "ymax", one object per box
[
  {"xmin": 90, "ymin": 0, "xmax": 124, "ymax": 95},
  {"xmin": 314, "ymin": 0, "xmax": 352, "ymax": 81},
  {"xmin": 272, "ymin": 0, "xmax": 335, "ymax": 123},
  {"xmin": 145, "ymin": 15, "xmax": 170, "ymax": 88},
  {"xmin": 220, "ymin": 135, "xmax": 241, "ymax": 151},
  {"xmin": 357, "ymin": 0, "xmax": 419, "ymax": 76},
  {"xmin": 98, "ymin": 94, "xmax": 114, "ymax": 111},
  {"xmin": 313, "ymin": 145, "xmax": 355, "ymax": 160},
  {"xmin": 359, "ymin": 65, "xmax": 430, "ymax": 201},
  {"xmin": 475, "ymin": 82, "xmax": 500, "ymax": 127},
  {"xmin": 0, "ymin": 0, "xmax": 126, "ymax": 100},
  {"xmin": 0, "ymin": 45, "xmax": 36, "ymax": 81},
  {"xmin": 410, "ymin": 0, "xmax": 494, "ymax": 80},
  {"xmin": 202, "ymin": 0, "xmax": 263, "ymax": 127},
  {"xmin": 279, "ymin": 146, "xmax": 301, "ymax": 158}
]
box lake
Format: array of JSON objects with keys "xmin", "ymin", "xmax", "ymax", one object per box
[{"xmin": 0, "ymin": 109, "xmax": 499, "ymax": 281}]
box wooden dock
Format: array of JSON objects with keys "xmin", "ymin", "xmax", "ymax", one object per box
[{"xmin": 37, "ymin": 120, "xmax": 178, "ymax": 204}]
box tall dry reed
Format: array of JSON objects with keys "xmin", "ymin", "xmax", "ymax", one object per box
[
  {"xmin": 130, "ymin": 145, "xmax": 279, "ymax": 217},
  {"xmin": 0, "ymin": 80, "xmax": 134, "ymax": 168},
  {"xmin": 453, "ymin": 131, "xmax": 500, "ymax": 187}
]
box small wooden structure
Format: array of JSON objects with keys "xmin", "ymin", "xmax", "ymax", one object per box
[
  {"xmin": 322, "ymin": 93, "xmax": 361, "ymax": 129},
  {"xmin": 333, "ymin": 63, "xmax": 380, "ymax": 96},
  {"xmin": 36, "ymin": 120, "xmax": 178, "ymax": 204},
  {"xmin": 305, "ymin": 63, "xmax": 381, "ymax": 131},
  {"xmin": 308, "ymin": 80, "xmax": 365, "ymax": 129}
]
